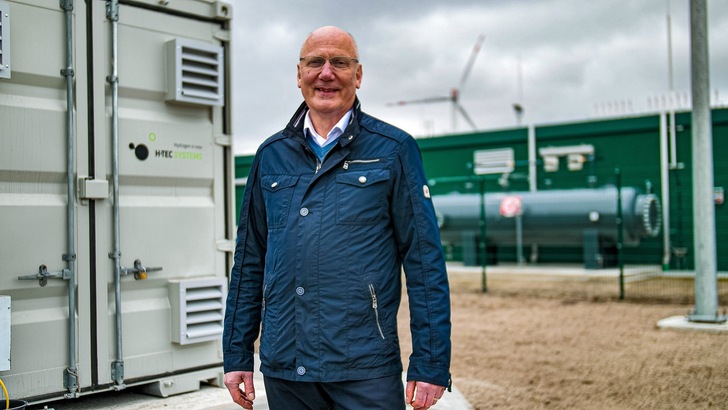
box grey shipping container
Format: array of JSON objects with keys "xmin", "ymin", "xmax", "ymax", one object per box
[{"xmin": 0, "ymin": 0, "xmax": 234, "ymax": 404}]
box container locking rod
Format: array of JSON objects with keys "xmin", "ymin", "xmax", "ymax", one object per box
[{"xmin": 18, "ymin": 265, "xmax": 71, "ymax": 287}]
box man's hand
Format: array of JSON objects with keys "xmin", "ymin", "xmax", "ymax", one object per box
[
  {"xmin": 406, "ymin": 380, "xmax": 446, "ymax": 410},
  {"xmin": 224, "ymin": 371, "xmax": 256, "ymax": 409}
]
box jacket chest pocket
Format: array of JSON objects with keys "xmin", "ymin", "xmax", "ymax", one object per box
[
  {"xmin": 261, "ymin": 175, "xmax": 299, "ymax": 229},
  {"xmin": 335, "ymin": 169, "xmax": 390, "ymax": 225}
]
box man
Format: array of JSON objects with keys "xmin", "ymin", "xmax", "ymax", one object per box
[{"xmin": 223, "ymin": 26, "xmax": 451, "ymax": 410}]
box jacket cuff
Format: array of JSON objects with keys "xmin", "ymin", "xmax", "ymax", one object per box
[
  {"xmin": 223, "ymin": 352, "xmax": 255, "ymax": 373},
  {"xmin": 406, "ymin": 362, "xmax": 451, "ymax": 389}
]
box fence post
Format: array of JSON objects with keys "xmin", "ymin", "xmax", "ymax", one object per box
[
  {"xmin": 479, "ymin": 177, "xmax": 488, "ymax": 293},
  {"xmin": 616, "ymin": 168, "xmax": 625, "ymax": 300}
]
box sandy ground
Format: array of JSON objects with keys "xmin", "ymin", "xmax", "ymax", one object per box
[{"xmin": 397, "ymin": 268, "xmax": 728, "ymax": 410}]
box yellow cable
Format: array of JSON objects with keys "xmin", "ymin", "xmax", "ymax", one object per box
[{"xmin": 0, "ymin": 377, "xmax": 9, "ymax": 410}]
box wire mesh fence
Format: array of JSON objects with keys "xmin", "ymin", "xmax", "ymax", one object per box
[{"xmin": 433, "ymin": 166, "xmax": 728, "ymax": 305}]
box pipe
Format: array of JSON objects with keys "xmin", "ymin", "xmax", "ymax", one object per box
[
  {"xmin": 669, "ymin": 110, "xmax": 677, "ymax": 168},
  {"xmin": 60, "ymin": 0, "xmax": 79, "ymax": 397},
  {"xmin": 666, "ymin": 2, "xmax": 679, "ymax": 168},
  {"xmin": 106, "ymin": 0, "xmax": 126, "ymax": 387},
  {"xmin": 527, "ymin": 125, "xmax": 538, "ymax": 263},
  {"xmin": 528, "ymin": 125, "xmax": 536, "ymax": 192},
  {"xmin": 659, "ymin": 113, "xmax": 672, "ymax": 270},
  {"xmin": 433, "ymin": 187, "xmax": 661, "ymax": 246}
]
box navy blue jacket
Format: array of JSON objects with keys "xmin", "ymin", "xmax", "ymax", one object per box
[{"xmin": 223, "ymin": 99, "xmax": 451, "ymax": 387}]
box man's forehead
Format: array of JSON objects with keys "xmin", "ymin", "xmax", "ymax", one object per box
[{"xmin": 301, "ymin": 30, "xmax": 357, "ymax": 56}]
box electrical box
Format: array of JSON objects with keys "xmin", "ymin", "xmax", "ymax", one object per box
[
  {"xmin": 169, "ymin": 277, "xmax": 227, "ymax": 345},
  {"xmin": 0, "ymin": 296, "xmax": 10, "ymax": 371}
]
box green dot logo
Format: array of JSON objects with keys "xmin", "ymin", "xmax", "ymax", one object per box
[{"xmin": 149, "ymin": 132, "xmax": 157, "ymax": 142}]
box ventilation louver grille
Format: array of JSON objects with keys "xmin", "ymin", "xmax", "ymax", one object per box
[
  {"xmin": 474, "ymin": 148, "xmax": 515, "ymax": 175},
  {"xmin": 166, "ymin": 38, "xmax": 224, "ymax": 106},
  {"xmin": 0, "ymin": 2, "xmax": 10, "ymax": 80},
  {"xmin": 169, "ymin": 277, "xmax": 227, "ymax": 345}
]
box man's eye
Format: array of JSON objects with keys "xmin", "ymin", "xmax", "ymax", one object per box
[
  {"xmin": 331, "ymin": 58, "xmax": 349, "ymax": 68},
  {"xmin": 307, "ymin": 58, "xmax": 325, "ymax": 67}
]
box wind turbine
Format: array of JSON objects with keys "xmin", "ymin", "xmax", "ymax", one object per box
[{"xmin": 389, "ymin": 34, "xmax": 485, "ymax": 132}]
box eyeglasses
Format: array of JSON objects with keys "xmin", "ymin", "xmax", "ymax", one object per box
[{"xmin": 299, "ymin": 56, "xmax": 359, "ymax": 70}]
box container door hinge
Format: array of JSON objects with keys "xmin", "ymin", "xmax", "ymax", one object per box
[
  {"xmin": 60, "ymin": 0, "xmax": 74, "ymax": 12},
  {"xmin": 64, "ymin": 368, "xmax": 79, "ymax": 398},
  {"xmin": 215, "ymin": 134, "xmax": 232, "ymax": 147},
  {"xmin": 217, "ymin": 239, "xmax": 235, "ymax": 253},
  {"xmin": 106, "ymin": 0, "xmax": 119, "ymax": 22},
  {"xmin": 214, "ymin": 29, "xmax": 231, "ymax": 43},
  {"xmin": 18, "ymin": 264, "xmax": 71, "ymax": 287},
  {"xmin": 111, "ymin": 360, "xmax": 125, "ymax": 390}
]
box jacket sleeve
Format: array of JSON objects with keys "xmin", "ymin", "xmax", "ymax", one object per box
[
  {"xmin": 392, "ymin": 136, "xmax": 452, "ymax": 388},
  {"xmin": 222, "ymin": 153, "xmax": 267, "ymax": 373}
]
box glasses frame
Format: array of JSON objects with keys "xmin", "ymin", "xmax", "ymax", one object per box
[{"xmin": 299, "ymin": 56, "xmax": 360, "ymax": 71}]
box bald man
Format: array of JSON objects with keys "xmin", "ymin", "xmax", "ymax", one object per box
[{"xmin": 223, "ymin": 26, "xmax": 451, "ymax": 410}]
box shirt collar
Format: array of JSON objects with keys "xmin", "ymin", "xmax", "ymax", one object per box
[{"xmin": 304, "ymin": 109, "xmax": 353, "ymax": 148}]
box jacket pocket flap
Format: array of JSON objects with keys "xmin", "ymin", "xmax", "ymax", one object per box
[
  {"xmin": 261, "ymin": 175, "xmax": 300, "ymax": 191},
  {"xmin": 336, "ymin": 169, "xmax": 390, "ymax": 187}
]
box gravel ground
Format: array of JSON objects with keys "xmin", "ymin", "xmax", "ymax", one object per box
[
  {"xmin": 24, "ymin": 265, "xmax": 728, "ymax": 410},
  {"xmin": 396, "ymin": 267, "xmax": 728, "ymax": 410}
]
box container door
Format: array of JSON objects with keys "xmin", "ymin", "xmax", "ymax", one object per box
[
  {"xmin": 90, "ymin": 1, "xmax": 233, "ymax": 390},
  {"xmin": 0, "ymin": 0, "xmax": 92, "ymax": 399}
]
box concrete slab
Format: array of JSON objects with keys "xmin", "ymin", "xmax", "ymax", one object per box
[{"xmin": 657, "ymin": 315, "xmax": 728, "ymax": 333}]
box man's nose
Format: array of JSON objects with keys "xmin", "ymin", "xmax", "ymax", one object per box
[{"xmin": 318, "ymin": 61, "xmax": 335, "ymax": 78}]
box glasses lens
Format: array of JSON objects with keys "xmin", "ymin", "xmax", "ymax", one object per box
[
  {"xmin": 330, "ymin": 57, "xmax": 353, "ymax": 69},
  {"xmin": 305, "ymin": 57, "xmax": 326, "ymax": 68},
  {"xmin": 301, "ymin": 56, "xmax": 357, "ymax": 70}
]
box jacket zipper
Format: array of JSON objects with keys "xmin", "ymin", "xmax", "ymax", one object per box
[
  {"xmin": 368, "ymin": 284, "xmax": 385, "ymax": 340},
  {"xmin": 262, "ymin": 284, "xmax": 267, "ymax": 314},
  {"xmin": 343, "ymin": 159, "xmax": 380, "ymax": 170}
]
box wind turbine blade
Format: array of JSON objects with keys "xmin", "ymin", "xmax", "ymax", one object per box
[
  {"xmin": 387, "ymin": 96, "xmax": 451, "ymax": 106},
  {"xmin": 456, "ymin": 103, "xmax": 478, "ymax": 130},
  {"xmin": 458, "ymin": 34, "xmax": 485, "ymax": 90}
]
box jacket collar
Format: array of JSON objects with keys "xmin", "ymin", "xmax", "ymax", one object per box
[{"xmin": 284, "ymin": 97, "xmax": 362, "ymax": 148}]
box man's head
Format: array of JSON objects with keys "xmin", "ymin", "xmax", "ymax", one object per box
[{"xmin": 298, "ymin": 26, "xmax": 362, "ymax": 121}]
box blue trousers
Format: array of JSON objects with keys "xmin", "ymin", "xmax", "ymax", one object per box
[{"xmin": 263, "ymin": 373, "xmax": 406, "ymax": 410}]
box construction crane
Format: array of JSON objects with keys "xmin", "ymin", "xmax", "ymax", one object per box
[{"xmin": 388, "ymin": 34, "xmax": 485, "ymax": 132}]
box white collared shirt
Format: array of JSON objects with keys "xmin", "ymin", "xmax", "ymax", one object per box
[{"xmin": 304, "ymin": 109, "xmax": 353, "ymax": 147}]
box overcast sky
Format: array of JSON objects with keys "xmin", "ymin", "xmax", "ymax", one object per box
[{"xmin": 230, "ymin": 0, "xmax": 728, "ymax": 155}]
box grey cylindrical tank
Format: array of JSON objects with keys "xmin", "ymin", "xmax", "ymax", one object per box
[{"xmin": 433, "ymin": 187, "xmax": 661, "ymax": 246}]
